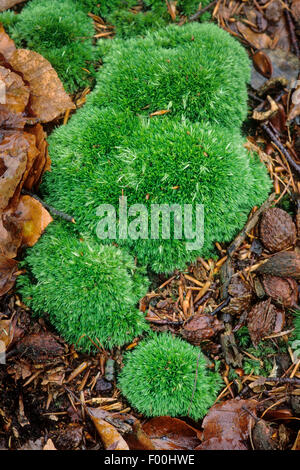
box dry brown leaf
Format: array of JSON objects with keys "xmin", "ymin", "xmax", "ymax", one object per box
[
  {"xmin": 237, "ymin": 22, "xmax": 272, "ymax": 49},
  {"xmin": 0, "ymin": 210, "xmax": 22, "ymax": 258},
  {"xmin": 288, "ymin": 85, "xmax": 300, "ymax": 122},
  {"xmin": 0, "ymin": 104, "xmax": 25, "ymax": 129},
  {"xmin": 9, "ymin": 49, "xmax": 75, "ymax": 123},
  {"xmin": 0, "ymin": 254, "xmax": 17, "ymax": 295},
  {"xmin": 24, "ymin": 124, "xmax": 50, "ymax": 190},
  {"xmin": 0, "ymin": 65, "xmax": 30, "ymax": 114},
  {"xmin": 197, "ymin": 399, "xmax": 257, "ymax": 450},
  {"xmin": 0, "ymin": 1, "xmax": 24, "ymax": 12},
  {"xmin": 150, "ymin": 109, "xmax": 170, "ymax": 117},
  {"xmin": 252, "ymin": 51, "xmax": 273, "ymax": 78},
  {"xmin": 14, "ymin": 195, "xmax": 52, "ymax": 247},
  {"xmin": 142, "ymin": 416, "xmax": 202, "ymax": 450},
  {"xmin": 0, "ymin": 24, "xmax": 16, "ymax": 61},
  {"xmin": 87, "ymin": 407, "xmax": 129, "ymax": 450},
  {"xmin": 0, "ymin": 131, "xmax": 28, "ymax": 210},
  {"xmin": 43, "ymin": 439, "xmax": 56, "ymax": 451}
]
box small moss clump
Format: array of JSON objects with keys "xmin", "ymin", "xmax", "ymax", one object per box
[
  {"xmin": 17, "ymin": 222, "xmax": 149, "ymax": 352},
  {"xmin": 0, "ymin": 0, "xmax": 96, "ymax": 93},
  {"xmin": 118, "ymin": 333, "xmax": 223, "ymax": 420}
]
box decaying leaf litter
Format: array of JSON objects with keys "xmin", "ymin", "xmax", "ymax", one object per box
[{"xmin": 0, "ymin": 0, "xmax": 300, "ymax": 451}]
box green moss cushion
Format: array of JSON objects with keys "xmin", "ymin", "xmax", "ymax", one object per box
[
  {"xmin": 17, "ymin": 222, "xmax": 149, "ymax": 351},
  {"xmin": 91, "ymin": 23, "xmax": 251, "ymax": 128},
  {"xmin": 118, "ymin": 333, "xmax": 223, "ymax": 420}
]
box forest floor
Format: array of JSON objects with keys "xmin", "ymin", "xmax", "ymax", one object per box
[{"xmin": 0, "ymin": 0, "xmax": 299, "ymax": 451}]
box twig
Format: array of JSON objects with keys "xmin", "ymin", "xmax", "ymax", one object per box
[
  {"xmin": 261, "ymin": 123, "xmax": 300, "ymax": 175},
  {"xmin": 284, "ymin": 3, "xmax": 300, "ymax": 58},
  {"xmin": 21, "ymin": 189, "xmax": 75, "ymax": 223},
  {"xmin": 189, "ymin": 0, "xmax": 217, "ymax": 21},
  {"xmin": 210, "ymin": 296, "xmax": 231, "ymax": 316}
]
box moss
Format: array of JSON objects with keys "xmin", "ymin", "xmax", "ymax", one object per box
[
  {"xmin": 43, "ymin": 108, "xmax": 271, "ymax": 273},
  {"xmin": 118, "ymin": 333, "xmax": 223, "ymax": 420},
  {"xmin": 0, "ymin": 0, "xmax": 96, "ymax": 93},
  {"xmin": 90, "ymin": 23, "xmax": 251, "ymax": 128},
  {"xmin": 17, "ymin": 222, "xmax": 149, "ymax": 352}
]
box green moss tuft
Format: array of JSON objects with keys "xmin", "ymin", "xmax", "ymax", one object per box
[
  {"xmin": 118, "ymin": 333, "xmax": 223, "ymax": 420},
  {"xmin": 90, "ymin": 23, "xmax": 250, "ymax": 128},
  {"xmin": 17, "ymin": 222, "xmax": 149, "ymax": 352},
  {"xmin": 1, "ymin": 0, "xmax": 96, "ymax": 93}
]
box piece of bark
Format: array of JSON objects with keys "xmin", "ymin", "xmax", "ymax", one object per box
[
  {"xmin": 247, "ymin": 299, "xmax": 284, "ymax": 347},
  {"xmin": 220, "ymin": 324, "xmax": 243, "ymax": 367},
  {"xmin": 262, "ymin": 274, "xmax": 298, "ymax": 307},
  {"xmin": 221, "ymin": 274, "xmax": 253, "ymax": 315},
  {"xmin": 256, "ymin": 251, "xmax": 300, "ymax": 279},
  {"xmin": 181, "ymin": 313, "xmax": 224, "ymax": 344}
]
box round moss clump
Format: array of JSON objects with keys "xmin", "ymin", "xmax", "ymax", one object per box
[
  {"xmin": 90, "ymin": 22, "xmax": 250, "ymax": 128},
  {"xmin": 17, "ymin": 222, "xmax": 149, "ymax": 352},
  {"xmin": 5, "ymin": 0, "xmax": 96, "ymax": 92},
  {"xmin": 118, "ymin": 333, "xmax": 223, "ymax": 420}
]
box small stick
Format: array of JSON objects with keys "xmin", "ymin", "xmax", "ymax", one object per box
[
  {"xmin": 210, "ymin": 296, "xmax": 231, "ymax": 316},
  {"xmin": 284, "ymin": 3, "xmax": 300, "ymax": 58},
  {"xmin": 189, "ymin": 0, "xmax": 217, "ymax": 21},
  {"xmin": 21, "ymin": 189, "xmax": 75, "ymax": 223},
  {"xmin": 261, "ymin": 123, "xmax": 300, "ymax": 175}
]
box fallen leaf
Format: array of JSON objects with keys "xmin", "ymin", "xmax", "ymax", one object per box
[
  {"xmin": 0, "ymin": 1, "xmax": 25, "ymax": 13},
  {"xmin": 237, "ymin": 22, "xmax": 272, "ymax": 49},
  {"xmin": 43, "ymin": 439, "xmax": 56, "ymax": 451},
  {"xmin": 0, "ymin": 24, "xmax": 16, "ymax": 61},
  {"xmin": 24, "ymin": 124, "xmax": 50, "ymax": 190},
  {"xmin": 197, "ymin": 399, "xmax": 257, "ymax": 450},
  {"xmin": 14, "ymin": 195, "xmax": 52, "ymax": 247},
  {"xmin": 150, "ymin": 109, "xmax": 170, "ymax": 117},
  {"xmin": 9, "ymin": 49, "xmax": 75, "ymax": 123},
  {"xmin": 87, "ymin": 407, "xmax": 129, "ymax": 450},
  {"xmin": 142, "ymin": 416, "xmax": 202, "ymax": 450},
  {"xmin": 0, "ymin": 254, "xmax": 17, "ymax": 295},
  {"xmin": 15, "ymin": 332, "xmax": 65, "ymax": 362},
  {"xmin": 0, "ymin": 65, "xmax": 30, "ymax": 114},
  {"xmin": 288, "ymin": 84, "xmax": 300, "ymax": 121}
]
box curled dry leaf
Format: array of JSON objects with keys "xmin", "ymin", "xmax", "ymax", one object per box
[
  {"xmin": 14, "ymin": 195, "xmax": 52, "ymax": 248},
  {"xmin": 0, "ymin": 132, "xmax": 28, "ymax": 211},
  {"xmin": 262, "ymin": 274, "xmax": 298, "ymax": 307},
  {"xmin": 260, "ymin": 207, "xmax": 296, "ymax": 253},
  {"xmin": 221, "ymin": 274, "xmax": 253, "ymax": 316},
  {"xmin": 142, "ymin": 416, "xmax": 202, "ymax": 450},
  {"xmin": 87, "ymin": 407, "xmax": 129, "ymax": 450},
  {"xmin": 247, "ymin": 299, "xmax": 285, "ymax": 347},
  {"xmin": 0, "ymin": 66, "xmax": 30, "ymax": 114},
  {"xmin": 9, "ymin": 49, "xmax": 76, "ymax": 123},
  {"xmin": 257, "ymin": 251, "xmax": 300, "ymax": 279},
  {"xmin": 0, "ymin": 24, "xmax": 16, "ymax": 61},
  {"xmin": 24, "ymin": 124, "xmax": 50, "ymax": 190},
  {"xmin": 0, "ymin": 254, "xmax": 17, "ymax": 295},
  {"xmin": 237, "ymin": 22, "xmax": 272, "ymax": 50},
  {"xmin": 196, "ymin": 399, "xmax": 258, "ymax": 450},
  {"xmin": 181, "ymin": 313, "xmax": 224, "ymax": 344},
  {"xmin": 0, "ymin": 1, "xmax": 24, "ymax": 12}
]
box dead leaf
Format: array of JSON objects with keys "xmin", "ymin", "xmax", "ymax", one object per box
[
  {"xmin": 0, "ymin": 1, "xmax": 25, "ymax": 13},
  {"xmin": 0, "ymin": 254, "xmax": 17, "ymax": 295},
  {"xmin": 288, "ymin": 84, "xmax": 300, "ymax": 121},
  {"xmin": 166, "ymin": 1, "xmax": 177, "ymax": 21},
  {"xmin": 142, "ymin": 416, "xmax": 202, "ymax": 450},
  {"xmin": 87, "ymin": 407, "xmax": 129, "ymax": 450},
  {"xmin": 14, "ymin": 195, "xmax": 52, "ymax": 247},
  {"xmin": 0, "ymin": 24, "xmax": 16, "ymax": 61},
  {"xmin": 237, "ymin": 22, "xmax": 272, "ymax": 49},
  {"xmin": 197, "ymin": 399, "xmax": 257, "ymax": 450},
  {"xmin": 150, "ymin": 109, "xmax": 170, "ymax": 117},
  {"xmin": 0, "ymin": 104, "xmax": 25, "ymax": 129},
  {"xmin": 0, "ymin": 132, "xmax": 28, "ymax": 211},
  {"xmin": 9, "ymin": 49, "xmax": 75, "ymax": 123},
  {"xmin": 292, "ymin": 430, "xmax": 300, "ymax": 450},
  {"xmin": 24, "ymin": 124, "xmax": 50, "ymax": 190},
  {"xmin": 15, "ymin": 332, "xmax": 65, "ymax": 362},
  {"xmin": 0, "ymin": 65, "xmax": 30, "ymax": 114}
]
